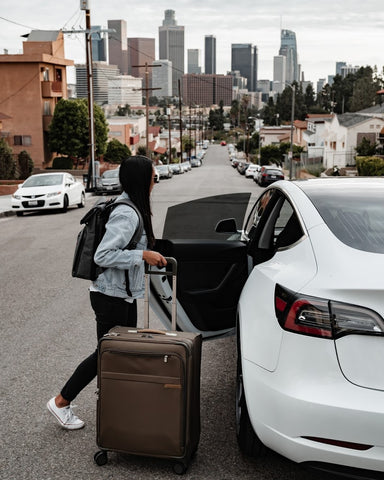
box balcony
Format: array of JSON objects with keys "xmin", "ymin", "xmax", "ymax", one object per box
[{"xmin": 41, "ymin": 81, "xmax": 63, "ymax": 98}]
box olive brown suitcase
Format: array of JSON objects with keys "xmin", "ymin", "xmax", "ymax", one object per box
[{"xmin": 94, "ymin": 258, "xmax": 202, "ymax": 474}]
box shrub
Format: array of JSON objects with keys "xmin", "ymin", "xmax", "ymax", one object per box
[
  {"xmin": 104, "ymin": 139, "xmax": 131, "ymax": 164},
  {"xmin": 17, "ymin": 150, "xmax": 34, "ymax": 179},
  {"xmin": 356, "ymin": 156, "xmax": 384, "ymax": 176},
  {"xmin": 52, "ymin": 156, "xmax": 73, "ymax": 169},
  {"xmin": 0, "ymin": 139, "xmax": 16, "ymax": 180}
]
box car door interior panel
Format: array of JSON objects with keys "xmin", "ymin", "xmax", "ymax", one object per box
[{"xmin": 155, "ymin": 239, "xmax": 248, "ymax": 331}]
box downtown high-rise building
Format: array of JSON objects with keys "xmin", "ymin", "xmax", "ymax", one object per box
[
  {"xmin": 91, "ymin": 26, "xmax": 107, "ymax": 62},
  {"xmin": 159, "ymin": 10, "xmax": 185, "ymax": 96},
  {"xmin": 108, "ymin": 19, "xmax": 128, "ymax": 74},
  {"xmin": 128, "ymin": 38, "xmax": 155, "ymax": 86},
  {"xmin": 231, "ymin": 44, "xmax": 258, "ymax": 92},
  {"xmin": 273, "ymin": 55, "xmax": 286, "ymax": 94},
  {"xmin": 279, "ymin": 29, "xmax": 298, "ymax": 84},
  {"xmin": 188, "ymin": 49, "xmax": 201, "ymax": 74},
  {"xmin": 182, "ymin": 74, "xmax": 233, "ymax": 107},
  {"xmin": 204, "ymin": 35, "xmax": 216, "ymax": 74}
]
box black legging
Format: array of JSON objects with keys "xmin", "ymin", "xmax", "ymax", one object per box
[{"xmin": 60, "ymin": 291, "xmax": 137, "ymax": 402}]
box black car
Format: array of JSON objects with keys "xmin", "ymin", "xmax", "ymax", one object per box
[{"xmin": 257, "ymin": 167, "xmax": 284, "ymax": 186}]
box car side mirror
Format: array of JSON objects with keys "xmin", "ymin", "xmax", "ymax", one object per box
[{"xmin": 215, "ymin": 218, "xmax": 238, "ymax": 233}]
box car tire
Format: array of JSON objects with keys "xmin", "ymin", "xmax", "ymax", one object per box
[
  {"xmin": 78, "ymin": 192, "xmax": 85, "ymax": 208},
  {"xmin": 16, "ymin": 211, "xmax": 23, "ymax": 217},
  {"xmin": 236, "ymin": 331, "xmax": 265, "ymax": 458},
  {"xmin": 62, "ymin": 195, "xmax": 69, "ymax": 213}
]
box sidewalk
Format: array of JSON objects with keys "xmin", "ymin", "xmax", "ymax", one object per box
[{"xmin": 0, "ymin": 195, "xmax": 13, "ymax": 217}]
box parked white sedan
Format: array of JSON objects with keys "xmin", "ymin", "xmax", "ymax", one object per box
[
  {"xmin": 12, "ymin": 172, "xmax": 85, "ymax": 215},
  {"xmin": 150, "ymin": 178, "xmax": 384, "ymax": 477}
]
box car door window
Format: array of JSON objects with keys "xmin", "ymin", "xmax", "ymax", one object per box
[
  {"xmin": 243, "ymin": 190, "xmax": 274, "ymax": 242},
  {"xmin": 247, "ymin": 194, "xmax": 304, "ymax": 263}
]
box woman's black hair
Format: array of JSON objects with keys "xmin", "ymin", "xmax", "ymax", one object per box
[{"xmin": 119, "ymin": 156, "xmax": 155, "ymax": 249}]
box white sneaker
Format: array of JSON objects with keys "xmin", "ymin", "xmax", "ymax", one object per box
[{"xmin": 47, "ymin": 397, "xmax": 85, "ymax": 430}]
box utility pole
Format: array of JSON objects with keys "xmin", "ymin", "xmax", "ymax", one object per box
[
  {"xmin": 65, "ymin": 2, "xmax": 114, "ymax": 191},
  {"xmin": 167, "ymin": 105, "xmax": 172, "ymax": 164},
  {"xmin": 132, "ymin": 62, "xmax": 161, "ymax": 158},
  {"xmin": 289, "ymin": 83, "xmax": 296, "ymax": 180},
  {"xmin": 178, "ymin": 80, "xmax": 183, "ymax": 163},
  {"xmin": 189, "ymin": 105, "xmax": 192, "ymax": 159}
]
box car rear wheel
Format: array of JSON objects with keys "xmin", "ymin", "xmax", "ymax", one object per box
[{"xmin": 236, "ymin": 332, "xmax": 265, "ymax": 458}]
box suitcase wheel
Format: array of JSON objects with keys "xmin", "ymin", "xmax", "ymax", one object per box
[
  {"xmin": 173, "ymin": 461, "xmax": 187, "ymax": 475},
  {"xmin": 94, "ymin": 450, "xmax": 108, "ymax": 466}
]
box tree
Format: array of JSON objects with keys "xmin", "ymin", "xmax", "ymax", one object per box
[
  {"xmin": 17, "ymin": 150, "xmax": 34, "ymax": 179},
  {"xmin": 0, "ymin": 139, "xmax": 16, "ymax": 180},
  {"xmin": 115, "ymin": 104, "xmax": 131, "ymax": 116},
  {"xmin": 182, "ymin": 135, "xmax": 195, "ymax": 157},
  {"xmin": 356, "ymin": 137, "xmax": 377, "ymax": 156},
  {"xmin": 137, "ymin": 146, "xmax": 147, "ymax": 156},
  {"xmin": 49, "ymin": 98, "xmax": 108, "ymax": 160},
  {"xmin": 104, "ymin": 139, "xmax": 131, "ymax": 164}
]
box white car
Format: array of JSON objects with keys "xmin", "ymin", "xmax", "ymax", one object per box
[
  {"xmin": 150, "ymin": 178, "xmax": 384, "ymax": 477},
  {"xmin": 11, "ymin": 172, "xmax": 85, "ymax": 215},
  {"xmin": 245, "ymin": 164, "xmax": 260, "ymax": 178}
]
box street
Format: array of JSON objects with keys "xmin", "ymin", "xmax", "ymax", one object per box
[{"xmin": 0, "ymin": 145, "xmax": 338, "ymax": 480}]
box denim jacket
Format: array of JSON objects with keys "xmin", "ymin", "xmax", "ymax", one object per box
[{"xmin": 92, "ymin": 192, "xmax": 147, "ymax": 299}]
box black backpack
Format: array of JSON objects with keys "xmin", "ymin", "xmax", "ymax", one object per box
[{"xmin": 72, "ymin": 197, "xmax": 144, "ymax": 283}]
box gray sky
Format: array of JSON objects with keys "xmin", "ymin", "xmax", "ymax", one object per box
[{"xmin": 1, "ymin": 0, "xmax": 383, "ymax": 84}]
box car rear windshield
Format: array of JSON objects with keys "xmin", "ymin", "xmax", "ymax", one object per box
[
  {"xmin": 304, "ymin": 186, "xmax": 384, "ymax": 253},
  {"xmin": 102, "ymin": 169, "xmax": 119, "ymax": 178},
  {"xmin": 266, "ymin": 169, "xmax": 283, "ymax": 175},
  {"xmin": 23, "ymin": 174, "xmax": 63, "ymax": 187}
]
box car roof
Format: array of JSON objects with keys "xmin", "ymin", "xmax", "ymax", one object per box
[{"xmin": 293, "ymin": 177, "xmax": 384, "ymax": 195}]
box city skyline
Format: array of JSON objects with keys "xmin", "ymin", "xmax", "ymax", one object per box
[{"xmin": 0, "ymin": 0, "xmax": 383, "ymax": 86}]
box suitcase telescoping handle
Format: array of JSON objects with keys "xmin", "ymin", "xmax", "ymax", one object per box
[{"xmin": 144, "ymin": 256, "xmax": 177, "ymax": 331}]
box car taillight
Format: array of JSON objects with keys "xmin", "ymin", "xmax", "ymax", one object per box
[{"xmin": 275, "ymin": 284, "xmax": 384, "ymax": 339}]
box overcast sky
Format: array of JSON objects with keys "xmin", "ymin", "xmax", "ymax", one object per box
[{"xmin": 1, "ymin": 0, "xmax": 383, "ymax": 85}]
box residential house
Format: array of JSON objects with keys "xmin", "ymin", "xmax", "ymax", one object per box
[
  {"xmin": 0, "ymin": 30, "xmax": 73, "ymax": 168},
  {"xmin": 323, "ymin": 113, "xmax": 384, "ymax": 168},
  {"xmin": 259, "ymin": 126, "xmax": 291, "ymax": 147},
  {"xmin": 302, "ymin": 114, "xmax": 333, "ymax": 159},
  {"xmin": 107, "ymin": 116, "xmax": 146, "ymax": 156}
]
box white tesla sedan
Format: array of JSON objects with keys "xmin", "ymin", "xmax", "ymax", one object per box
[
  {"xmin": 11, "ymin": 172, "xmax": 85, "ymax": 215},
  {"xmin": 150, "ymin": 178, "xmax": 384, "ymax": 477}
]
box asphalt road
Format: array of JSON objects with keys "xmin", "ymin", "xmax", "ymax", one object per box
[{"xmin": 0, "ymin": 145, "xmax": 339, "ymax": 480}]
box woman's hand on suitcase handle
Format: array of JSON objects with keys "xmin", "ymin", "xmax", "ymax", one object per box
[{"xmin": 143, "ymin": 251, "xmax": 167, "ymax": 268}]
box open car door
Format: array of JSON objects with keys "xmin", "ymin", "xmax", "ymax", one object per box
[{"xmin": 150, "ymin": 193, "xmax": 251, "ymax": 339}]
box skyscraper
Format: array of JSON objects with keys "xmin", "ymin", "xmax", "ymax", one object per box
[
  {"xmin": 231, "ymin": 44, "xmax": 258, "ymax": 92},
  {"xmin": 273, "ymin": 55, "xmax": 286, "ymax": 93},
  {"xmin": 159, "ymin": 10, "xmax": 185, "ymax": 96},
  {"xmin": 205, "ymin": 35, "xmax": 216, "ymax": 74},
  {"xmin": 108, "ymin": 19, "xmax": 128, "ymax": 74},
  {"xmin": 279, "ymin": 29, "xmax": 298, "ymax": 84},
  {"xmin": 188, "ymin": 49, "xmax": 201, "ymax": 74},
  {"xmin": 128, "ymin": 38, "xmax": 155, "ymax": 86},
  {"xmin": 91, "ymin": 26, "xmax": 107, "ymax": 62}
]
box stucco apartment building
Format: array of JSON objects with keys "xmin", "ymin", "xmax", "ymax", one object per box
[{"xmin": 0, "ymin": 30, "xmax": 73, "ymax": 168}]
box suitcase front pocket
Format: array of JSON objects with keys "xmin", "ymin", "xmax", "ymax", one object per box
[{"xmin": 98, "ymin": 350, "xmax": 186, "ymax": 457}]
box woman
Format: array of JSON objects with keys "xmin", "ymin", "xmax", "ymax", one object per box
[{"xmin": 47, "ymin": 156, "xmax": 167, "ymax": 429}]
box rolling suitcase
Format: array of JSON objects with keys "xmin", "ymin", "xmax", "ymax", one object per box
[{"xmin": 94, "ymin": 257, "xmax": 202, "ymax": 474}]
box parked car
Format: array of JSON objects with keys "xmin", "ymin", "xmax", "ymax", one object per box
[
  {"xmin": 156, "ymin": 164, "xmax": 173, "ymax": 179},
  {"xmin": 237, "ymin": 162, "xmax": 250, "ymax": 175},
  {"xmin": 149, "ymin": 178, "xmax": 384, "ymax": 478},
  {"xmin": 95, "ymin": 168, "xmax": 122, "ymax": 195},
  {"xmin": 181, "ymin": 161, "xmax": 191, "ymax": 172},
  {"xmin": 154, "ymin": 166, "xmax": 160, "ymax": 183},
  {"xmin": 245, "ymin": 164, "xmax": 260, "ymax": 178},
  {"xmin": 169, "ymin": 163, "xmax": 184, "ymax": 174},
  {"xmin": 220, "ymin": 141, "xmax": 227, "ymax": 146},
  {"xmin": 256, "ymin": 166, "xmax": 284, "ymax": 186},
  {"xmin": 190, "ymin": 158, "xmax": 202, "ymax": 167},
  {"xmin": 11, "ymin": 172, "xmax": 85, "ymax": 215}
]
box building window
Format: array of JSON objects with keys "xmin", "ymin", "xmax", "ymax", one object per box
[
  {"xmin": 43, "ymin": 68, "xmax": 49, "ymax": 81},
  {"xmin": 331, "ymin": 141, "xmax": 336, "ymax": 150},
  {"xmin": 44, "ymin": 101, "xmax": 51, "ymax": 116},
  {"xmin": 55, "ymin": 69, "xmax": 62, "ymax": 82},
  {"xmin": 14, "ymin": 135, "xmax": 32, "ymax": 146}
]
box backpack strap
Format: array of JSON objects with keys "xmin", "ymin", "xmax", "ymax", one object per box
[{"xmin": 110, "ymin": 198, "xmax": 144, "ymax": 250}]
